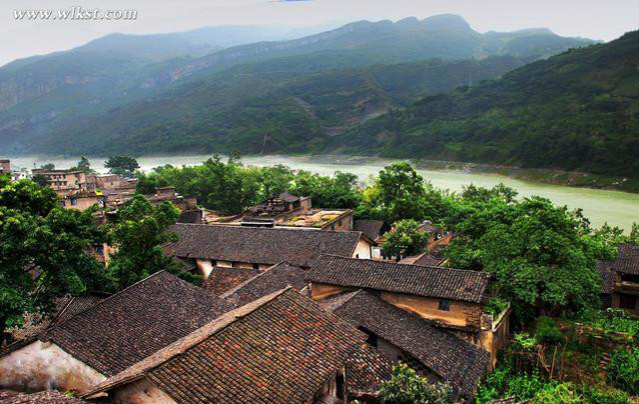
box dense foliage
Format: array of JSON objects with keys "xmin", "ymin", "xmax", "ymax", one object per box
[
  {"xmin": 331, "ymin": 30, "xmax": 639, "ymax": 179},
  {"xmin": 106, "ymin": 194, "xmax": 194, "ymax": 290},
  {"xmin": 379, "ymin": 363, "xmax": 453, "ymax": 404},
  {"xmin": 382, "ymin": 219, "xmax": 430, "ymax": 259},
  {"xmin": 136, "ymin": 156, "xmax": 361, "ymax": 214},
  {"xmin": 104, "ymin": 156, "xmax": 140, "ymax": 178},
  {"xmin": 0, "ymin": 176, "xmax": 105, "ymax": 342},
  {"xmin": 607, "ymin": 348, "xmax": 639, "ymax": 395}
]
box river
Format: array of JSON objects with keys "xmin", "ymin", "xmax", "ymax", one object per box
[{"xmin": 8, "ymin": 154, "xmax": 639, "ymax": 232}]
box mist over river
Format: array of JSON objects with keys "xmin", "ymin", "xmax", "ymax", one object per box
[{"xmin": 8, "ymin": 154, "xmax": 639, "ymax": 232}]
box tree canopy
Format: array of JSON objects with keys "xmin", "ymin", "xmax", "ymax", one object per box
[
  {"xmin": 0, "ymin": 177, "xmax": 105, "ymax": 342},
  {"xmin": 105, "ymin": 156, "xmax": 140, "ymax": 178}
]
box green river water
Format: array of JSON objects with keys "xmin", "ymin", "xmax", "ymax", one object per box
[{"xmin": 9, "ymin": 155, "xmax": 639, "ymax": 232}]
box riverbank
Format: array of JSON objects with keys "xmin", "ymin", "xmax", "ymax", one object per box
[
  {"xmin": 304, "ymin": 155, "xmax": 639, "ymax": 194},
  {"xmin": 5, "ymin": 153, "xmax": 639, "ymax": 231}
]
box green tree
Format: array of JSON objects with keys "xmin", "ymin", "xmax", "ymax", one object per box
[
  {"xmin": 0, "ymin": 177, "xmax": 105, "ymax": 342},
  {"xmin": 40, "ymin": 163, "xmax": 55, "ymax": 170},
  {"xmin": 379, "ymin": 363, "xmax": 453, "ymax": 404},
  {"xmin": 70, "ymin": 156, "xmax": 93, "ymax": 174},
  {"xmin": 31, "ymin": 174, "xmax": 49, "ymax": 188},
  {"xmin": 448, "ymin": 196, "xmax": 601, "ymax": 318},
  {"xmin": 382, "ymin": 219, "xmax": 430, "ymax": 259},
  {"xmin": 105, "ymin": 156, "xmax": 140, "ymax": 178},
  {"xmin": 106, "ymin": 194, "xmax": 196, "ymax": 290},
  {"xmin": 607, "ymin": 347, "xmax": 639, "ymax": 395},
  {"xmin": 375, "ymin": 162, "xmax": 428, "ymax": 223}
]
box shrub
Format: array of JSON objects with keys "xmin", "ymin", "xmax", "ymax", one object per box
[
  {"xmin": 485, "ymin": 297, "xmax": 509, "ymax": 317},
  {"xmin": 379, "ymin": 363, "xmax": 454, "ymax": 404},
  {"xmin": 607, "ymin": 347, "xmax": 639, "ymax": 395},
  {"xmin": 535, "ymin": 316, "xmax": 562, "ymax": 345},
  {"xmin": 532, "ymin": 383, "xmax": 581, "ymax": 404},
  {"xmin": 579, "ymin": 385, "xmax": 631, "ymax": 404},
  {"xmin": 512, "ymin": 332, "xmax": 538, "ymax": 352}
]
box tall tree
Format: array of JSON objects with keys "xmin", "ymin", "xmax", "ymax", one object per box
[
  {"xmin": 106, "ymin": 194, "xmax": 195, "ymax": 289},
  {"xmin": 0, "ymin": 177, "xmax": 105, "ymax": 341},
  {"xmin": 71, "ymin": 156, "xmax": 93, "ymax": 174},
  {"xmin": 105, "ymin": 156, "xmax": 140, "ymax": 178},
  {"xmin": 382, "ymin": 219, "xmax": 430, "ymax": 260}
]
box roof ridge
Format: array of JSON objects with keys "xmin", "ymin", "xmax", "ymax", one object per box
[
  {"xmin": 172, "ymin": 222, "xmax": 363, "ymax": 236},
  {"xmin": 318, "ymin": 254, "xmax": 490, "ymax": 277}
]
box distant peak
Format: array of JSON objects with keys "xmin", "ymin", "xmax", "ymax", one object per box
[
  {"xmin": 396, "ymin": 17, "xmax": 420, "ymax": 27},
  {"xmin": 421, "ymin": 14, "xmax": 472, "ymax": 32},
  {"xmin": 516, "ymin": 27, "xmax": 555, "ymax": 35}
]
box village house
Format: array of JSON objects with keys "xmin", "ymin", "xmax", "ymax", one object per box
[
  {"xmin": 59, "ymin": 192, "xmax": 106, "ymax": 210},
  {"xmin": 0, "ymin": 271, "xmax": 232, "ymax": 394},
  {"xmin": 0, "ymin": 390, "xmax": 89, "ymax": 403},
  {"xmin": 353, "ymin": 220, "xmax": 390, "ymax": 260},
  {"xmin": 306, "ymin": 255, "xmax": 511, "ymax": 370},
  {"xmin": 219, "ymin": 261, "xmax": 308, "ymax": 305},
  {"xmin": 31, "ymin": 169, "xmax": 96, "ymax": 197},
  {"xmin": 165, "ymin": 223, "xmax": 373, "ymax": 283},
  {"xmin": 209, "ymin": 192, "xmax": 355, "ymax": 231},
  {"xmin": 318, "ymin": 289, "xmax": 490, "ymax": 399},
  {"xmin": 0, "ymin": 160, "xmax": 10, "ymax": 175},
  {"xmin": 82, "ymin": 288, "xmax": 392, "ymax": 404},
  {"xmin": 597, "ymin": 243, "xmax": 639, "ymax": 315}
]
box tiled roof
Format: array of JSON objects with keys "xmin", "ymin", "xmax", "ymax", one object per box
[
  {"xmin": 202, "ymin": 267, "xmax": 260, "ymax": 296},
  {"xmin": 307, "ymin": 255, "xmax": 490, "ymax": 303},
  {"xmin": 167, "ymin": 224, "xmax": 362, "ymax": 267},
  {"xmin": 400, "ymin": 253, "xmax": 444, "ymax": 267},
  {"xmin": 42, "ymin": 271, "xmax": 233, "ymax": 376},
  {"xmin": 330, "ymin": 290, "xmax": 489, "ymax": 396},
  {"xmin": 0, "ymin": 391, "xmax": 87, "ymax": 403},
  {"xmin": 56, "ymin": 295, "xmax": 107, "ymax": 323},
  {"xmin": 605, "ymin": 243, "xmax": 639, "ymax": 275},
  {"xmin": 353, "ymin": 220, "xmax": 387, "ymax": 242},
  {"xmin": 222, "ymin": 262, "xmax": 307, "ymax": 306},
  {"xmin": 596, "ymin": 261, "xmax": 616, "ymax": 295},
  {"xmin": 345, "ymin": 343, "xmax": 393, "ymax": 395},
  {"xmin": 84, "ymin": 288, "xmax": 365, "ymax": 404},
  {"xmin": 279, "ymin": 192, "xmax": 301, "ymax": 203}
]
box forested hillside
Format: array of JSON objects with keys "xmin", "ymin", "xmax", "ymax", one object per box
[
  {"xmin": 0, "ymin": 15, "xmax": 594, "ymax": 155},
  {"xmin": 329, "ymin": 30, "xmax": 639, "ymax": 178},
  {"xmin": 23, "ymin": 56, "xmax": 522, "ymax": 155}
]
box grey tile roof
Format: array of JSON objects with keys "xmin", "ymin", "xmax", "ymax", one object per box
[
  {"xmin": 167, "ymin": 224, "xmax": 363, "ymax": 268},
  {"xmin": 84, "ymin": 288, "xmax": 366, "ymax": 404},
  {"xmin": 0, "ymin": 391, "xmax": 88, "ymax": 403},
  {"xmin": 609, "ymin": 243, "xmax": 639, "ymax": 275},
  {"xmin": 202, "ymin": 267, "xmax": 261, "ymax": 296},
  {"xmin": 307, "ymin": 255, "xmax": 490, "ymax": 303},
  {"xmin": 596, "ymin": 261, "xmax": 616, "ymax": 295},
  {"xmin": 353, "ymin": 220, "xmax": 387, "ymax": 242},
  {"xmin": 400, "ymin": 253, "xmax": 444, "ymax": 267},
  {"xmin": 330, "ymin": 290, "xmax": 489, "ymax": 396},
  {"xmin": 41, "ymin": 271, "xmax": 233, "ymax": 376},
  {"xmin": 222, "ymin": 262, "xmax": 308, "ymax": 307}
]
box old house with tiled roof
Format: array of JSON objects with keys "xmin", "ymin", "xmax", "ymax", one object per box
[
  {"xmin": 166, "ymin": 224, "xmax": 372, "ymax": 284},
  {"xmin": 0, "ymin": 271, "xmax": 232, "ymax": 394},
  {"xmin": 306, "ymin": 255, "xmax": 510, "ymax": 370},
  {"xmin": 597, "ymin": 243, "xmax": 639, "ymax": 315},
  {"xmin": 83, "ymin": 288, "xmax": 392, "ymax": 404},
  {"xmin": 221, "ymin": 262, "xmax": 307, "ymax": 306},
  {"xmin": 318, "ymin": 289, "xmax": 490, "ymax": 399}
]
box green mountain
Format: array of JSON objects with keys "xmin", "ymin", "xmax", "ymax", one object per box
[
  {"xmin": 327, "ymin": 30, "xmax": 639, "ymax": 178},
  {"xmin": 0, "ymin": 15, "xmax": 595, "ymax": 155},
  {"xmin": 19, "ymin": 56, "xmax": 524, "ymax": 155}
]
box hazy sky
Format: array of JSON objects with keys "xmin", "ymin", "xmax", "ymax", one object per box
[{"xmin": 2, "ymin": 0, "xmax": 638, "ymax": 66}]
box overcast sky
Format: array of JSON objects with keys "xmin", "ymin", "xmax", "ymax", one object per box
[{"xmin": 2, "ymin": 0, "xmax": 638, "ymax": 66}]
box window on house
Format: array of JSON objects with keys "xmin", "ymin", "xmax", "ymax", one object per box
[
  {"xmin": 438, "ymin": 300, "xmax": 451, "ymax": 311},
  {"xmin": 619, "ymin": 294, "xmax": 637, "ymax": 310},
  {"xmin": 232, "ymin": 262, "xmax": 240, "ymax": 268},
  {"xmin": 252, "ymin": 263, "xmax": 259, "ymax": 270},
  {"xmin": 70, "ymin": 198, "xmax": 78, "ymax": 206},
  {"xmin": 211, "ymin": 260, "xmax": 217, "ymax": 267}
]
